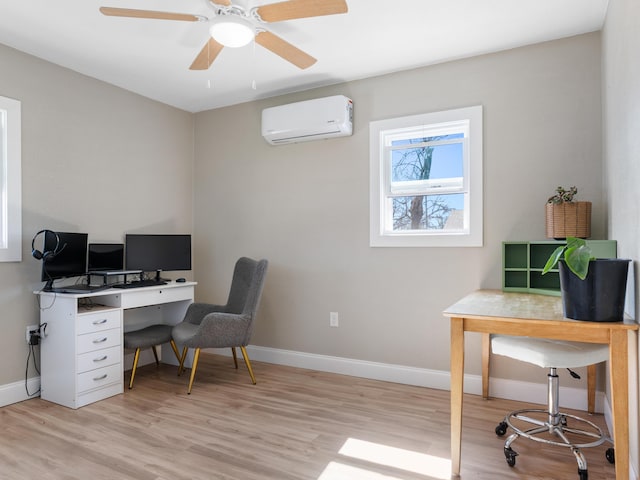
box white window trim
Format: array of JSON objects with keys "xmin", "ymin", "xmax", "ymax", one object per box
[
  {"xmin": 369, "ymin": 105, "xmax": 483, "ymax": 247},
  {"xmin": 0, "ymin": 96, "xmax": 22, "ymax": 262}
]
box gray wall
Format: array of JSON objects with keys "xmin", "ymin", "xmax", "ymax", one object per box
[
  {"xmin": 602, "ymin": 0, "xmax": 640, "ymax": 470},
  {"xmin": 193, "ymin": 33, "xmax": 603, "ymax": 383},
  {"xmin": 0, "ymin": 21, "xmax": 611, "ymax": 412},
  {"xmin": 0, "ymin": 43, "xmax": 194, "ymax": 386}
]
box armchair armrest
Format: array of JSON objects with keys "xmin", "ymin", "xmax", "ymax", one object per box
[
  {"xmin": 194, "ymin": 312, "xmax": 252, "ymax": 348},
  {"xmin": 184, "ymin": 302, "xmax": 226, "ymax": 324}
]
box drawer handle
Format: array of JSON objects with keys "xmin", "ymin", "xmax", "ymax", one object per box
[
  {"xmin": 92, "ymin": 318, "xmax": 108, "ymax": 325},
  {"xmin": 93, "ymin": 355, "xmax": 108, "ymax": 362},
  {"xmin": 93, "ymin": 374, "xmax": 108, "ymax": 381},
  {"xmin": 93, "ymin": 337, "xmax": 108, "ymax": 344}
]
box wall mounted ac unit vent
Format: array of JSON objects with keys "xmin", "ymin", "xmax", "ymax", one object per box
[{"xmin": 261, "ymin": 95, "xmax": 353, "ymax": 145}]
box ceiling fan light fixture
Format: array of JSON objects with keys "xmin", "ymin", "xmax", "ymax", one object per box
[{"xmin": 210, "ymin": 16, "xmax": 254, "ymax": 48}]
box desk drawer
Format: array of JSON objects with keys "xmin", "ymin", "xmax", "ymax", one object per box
[
  {"xmin": 77, "ymin": 309, "xmax": 121, "ymax": 335},
  {"xmin": 77, "ymin": 328, "xmax": 121, "ymax": 354},
  {"xmin": 120, "ymin": 285, "xmax": 194, "ymax": 309},
  {"xmin": 77, "ymin": 364, "xmax": 121, "ymax": 394},
  {"xmin": 77, "ymin": 345, "xmax": 121, "ymax": 373}
]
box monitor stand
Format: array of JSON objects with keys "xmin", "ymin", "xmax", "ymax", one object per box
[
  {"xmin": 43, "ymin": 279, "xmax": 55, "ymax": 292},
  {"xmin": 154, "ymin": 270, "xmax": 169, "ymax": 282}
]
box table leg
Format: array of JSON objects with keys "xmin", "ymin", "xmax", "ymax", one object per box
[
  {"xmin": 482, "ymin": 333, "xmax": 490, "ymax": 399},
  {"xmin": 450, "ymin": 317, "xmax": 465, "ymax": 477},
  {"xmin": 587, "ymin": 364, "xmax": 596, "ymax": 414},
  {"xmin": 609, "ymin": 329, "xmax": 630, "ymax": 480}
]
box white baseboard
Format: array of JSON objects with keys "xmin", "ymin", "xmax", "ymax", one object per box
[{"xmin": 0, "ymin": 377, "xmax": 41, "ymax": 407}]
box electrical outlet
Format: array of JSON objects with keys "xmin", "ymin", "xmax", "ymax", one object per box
[
  {"xmin": 329, "ymin": 312, "xmax": 339, "ymax": 327},
  {"xmin": 26, "ymin": 325, "xmax": 39, "ymax": 344}
]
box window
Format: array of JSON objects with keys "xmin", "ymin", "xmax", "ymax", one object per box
[
  {"xmin": 0, "ymin": 96, "xmax": 22, "ymax": 262},
  {"xmin": 369, "ymin": 105, "xmax": 482, "ymax": 247}
]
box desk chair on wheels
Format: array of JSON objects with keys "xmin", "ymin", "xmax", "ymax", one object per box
[{"xmin": 492, "ymin": 335, "xmax": 614, "ymax": 480}]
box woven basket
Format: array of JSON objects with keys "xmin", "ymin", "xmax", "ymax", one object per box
[{"xmin": 545, "ymin": 201, "xmax": 591, "ymax": 239}]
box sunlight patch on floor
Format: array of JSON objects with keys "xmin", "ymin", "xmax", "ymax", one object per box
[
  {"xmin": 317, "ymin": 438, "xmax": 451, "ymax": 479},
  {"xmin": 318, "ymin": 461, "xmax": 407, "ymax": 480}
]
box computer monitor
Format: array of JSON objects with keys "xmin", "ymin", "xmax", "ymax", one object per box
[
  {"xmin": 41, "ymin": 231, "xmax": 88, "ymax": 290},
  {"xmin": 125, "ymin": 234, "xmax": 192, "ymax": 281},
  {"xmin": 88, "ymin": 243, "xmax": 124, "ymax": 272}
]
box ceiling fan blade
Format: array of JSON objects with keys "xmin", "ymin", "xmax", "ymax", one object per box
[
  {"xmin": 208, "ymin": 0, "xmax": 233, "ymax": 7},
  {"xmin": 189, "ymin": 38, "xmax": 225, "ymax": 70},
  {"xmin": 256, "ymin": 0, "xmax": 347, "ymax": 22},
  {"xmin": 255, "ymin": 31, "xmax": 316, "ymax": 69},
  {"xmin": 99, "ymin": 7, "xmax": 201, "ymax": 22}
]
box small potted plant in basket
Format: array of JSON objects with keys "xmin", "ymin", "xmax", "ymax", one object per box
[
  {"xmin": 546, "ymin": 186, "xmax": 591, "ymax": 239},
  {"xmin": 542, "ymin": 237, "xmax": 630, "ymax": 322}
]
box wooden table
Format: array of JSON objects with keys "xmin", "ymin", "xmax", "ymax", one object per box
[{"xmin": 443, "ymin": 289, "xmax": 638, "ymax": 479}]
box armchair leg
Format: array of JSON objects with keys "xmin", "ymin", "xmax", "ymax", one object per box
[
  {"xmin": 151, "ymin": 345, "xmax": 160, "ymax": 366},
  {"xmin": 129, "ymin": 348, "xmax": 141, "ymax": 389},
  {"xmin": 240, "ymin": 346, "xmax": 257, "ymax": 385},
  {"xmin": 187, "ymin": 348, "xmax": 201, "ymax": 394},
  {"xmin": 169, "ymin": 340, "xmax": 181, "ymax": 363},
  {"xmin": 178, "ymin": 346, "xmax": 188, "ymax": 376},
  {"xmin": 231, "ymin": 347, "xmax": 238, "ymax": 369}
]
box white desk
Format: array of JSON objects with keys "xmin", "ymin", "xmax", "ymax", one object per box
[{"xmin": 37, "ymin": 282, "xmax": 196, "ymax": 409}]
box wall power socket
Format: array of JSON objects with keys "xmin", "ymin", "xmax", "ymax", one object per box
[{"xmin": 26, "ymin": 325, "xmax": 40, "ymax": 345}]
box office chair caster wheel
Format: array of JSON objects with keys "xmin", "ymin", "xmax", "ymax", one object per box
[
  {"xmin": 578, "ymin": 468, "xmax": 588, "ymax": 480},
  {"xmin": 495, "ymin": 421, "xmax": 508, "ymax": 436},
  {"xmin": 504, "ymin": 446, "xmax": 518, "ymax": 467},
  {"xmin": 605, "ymin": 447, "xmax": 615, "ymax": 464}
]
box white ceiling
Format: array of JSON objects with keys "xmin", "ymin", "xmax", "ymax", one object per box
[{"xmin": 0, "ymin": 0, "xmax": 608, "ymax": 113}]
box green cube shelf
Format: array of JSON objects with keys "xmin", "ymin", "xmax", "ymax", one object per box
[{"xmin": 502, "ymin": 240, "xmax": 617, "ymax": 296}]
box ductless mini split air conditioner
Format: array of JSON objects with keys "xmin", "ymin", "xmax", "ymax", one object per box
[{"xmin": 261, "ymin": 95, "xmax": 353, "ymax": 145}]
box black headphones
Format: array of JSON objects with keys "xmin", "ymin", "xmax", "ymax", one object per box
[{"xmin": 31, "ymin": 229, "xmax": 61, "ymax": 262}]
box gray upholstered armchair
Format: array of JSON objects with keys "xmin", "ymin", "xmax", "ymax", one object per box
[{"xmin": 172, "ymin": 257, "xmax": 268, "ymax": 394}]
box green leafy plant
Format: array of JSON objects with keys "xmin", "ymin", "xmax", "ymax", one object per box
[
  {"xmin": 542, "ymin": 236, "xmax": 594, "ymax": 280},
  {"xmin": 547, "ymin": 186, "xmax": 578, "ymax": 204}
]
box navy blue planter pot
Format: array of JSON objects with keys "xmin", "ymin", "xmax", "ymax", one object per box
[{"xmin": 559, "ymin": 259, "xmax": 631, "ymax": 322}]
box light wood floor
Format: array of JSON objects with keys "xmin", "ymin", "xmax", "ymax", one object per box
[{"xmin": 0, "ymin": 353, "xmax": 616, "ymax": 479}]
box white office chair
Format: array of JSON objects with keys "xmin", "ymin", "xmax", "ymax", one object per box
[{"xmin": 492, "ymin": 335, "xmax": 614, "ymax": 480}]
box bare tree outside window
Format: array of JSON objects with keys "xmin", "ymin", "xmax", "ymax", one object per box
[
  {"xmin": 393, "ymin": 195, "xmax": 454, "ymax": 231},
  {"xmin": 391, "ymin": 137, "xmax": 454, "ymax": 231}
]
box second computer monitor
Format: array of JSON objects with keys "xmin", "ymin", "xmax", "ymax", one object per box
[
  {"xmin": 125, "ymin": 234, "xmax": 192, "ymax": 278},
  {"xmin": 88, "ymin": 243, "xmax": 125, "ymax": 272}
]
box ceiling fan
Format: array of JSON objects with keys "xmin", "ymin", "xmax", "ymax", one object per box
[{"xmin": 99, "ymin": 0, "xmax": 348, "ymax": 71}]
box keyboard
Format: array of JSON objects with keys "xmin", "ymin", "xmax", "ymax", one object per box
[{"xmin": 112, "ymin": 279, "xmax": 167, "ymax": 289}]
